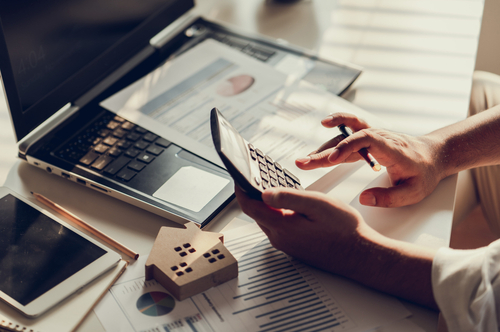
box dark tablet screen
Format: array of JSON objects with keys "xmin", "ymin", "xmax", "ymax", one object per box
[{"xmin": 0, "ymin": 194, "xmax": 106, "ymax": 305}]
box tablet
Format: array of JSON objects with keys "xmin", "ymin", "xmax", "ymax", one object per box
[{"xmin": 0, "ymin": 187, "xmax": 121, "ymax": 318}]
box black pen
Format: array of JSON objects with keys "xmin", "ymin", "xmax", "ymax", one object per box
[{"xmin": 338, "ymin": 124, "xmax": 381, "ymax": 172}]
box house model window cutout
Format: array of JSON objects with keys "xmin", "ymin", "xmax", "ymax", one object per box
[{"xmin": 145, "ymin": 222, "xmax": 238, "ymax": 301}]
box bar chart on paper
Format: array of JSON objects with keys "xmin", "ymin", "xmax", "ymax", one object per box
[{"xmin": 192, "ymin": 228, "xmax": 355, "ymax": 332}]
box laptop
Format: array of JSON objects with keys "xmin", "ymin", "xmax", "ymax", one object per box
[{"xmin": 0, "ymin": 0, "xmax": 361, "ymax": 227}]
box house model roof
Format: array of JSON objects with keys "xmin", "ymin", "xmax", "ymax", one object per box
[{"xmin": 145, "ymin": 222, "xmax": 238, "ymax": 301}]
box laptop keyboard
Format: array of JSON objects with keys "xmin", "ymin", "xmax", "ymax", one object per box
[
  {"xmin": 247, "ymin": 143, "xmax": 303, "ymax": 191},
  {"xmin": 210, "ymin": 33, "xmax": 277, "ymax": 62},
  {"xmin": 55, "ymin": 112, "xmax": 171, "ymax": 182}
]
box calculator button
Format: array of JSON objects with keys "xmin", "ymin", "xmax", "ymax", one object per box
[
  {"xmin": 276, "ymin": 169, "xmax": 285, "ymax": 179},
  {"xmin": 274, "ymin": 162, "xmax": 283, "ymax": 171},
  {"xmin": 278, "ymin": 177, "xmax": 286, "ymax": 187},
  {"xmin": 260, "ymin": 171, "xmax": 270, "ymax": 182},
  {"xmin": 250, "ymin": 150, "xmax": 257, "ymax": 160},
  {"xmin": 248, "ymin": 143, "xmax": 255, "ymax": 151},
  {"xmin": 265, "ymin": 155, "xmax": 274, "ymax": 164},
  {"xmin": 295, "ymin": 183, "xmax": 304, "ymax": 190},
  {"xmin": 262, "ymin": 180, "xmax": 269, "ymax": 189},
  {"xmin": 268, "ymin": 170, "xmax": 277, "ymax": 180},
  {"xmin": 255, "ymin": 149, "xmax": 264, "ymax": 158},
  {"xmin": 270, "ymin": 178, "xmax": 278, "ymax": 187},
  {"xmin": 259, "ymin": 163, "xmax": 268, "ymax": 173},
  {"xmin": 285, "ymin": 176, "xmax": 295, "ymax": 187},
  {"xmin": 258, "ymin": 156, "xmax": 266, "ymax": 165},
  {"xmin": 284, "ymin": 169, "xmax": 300, "ymax": 184},
  {"xmin": 267, "ymin": 162, "xmax": 276, "ymax": 172}
]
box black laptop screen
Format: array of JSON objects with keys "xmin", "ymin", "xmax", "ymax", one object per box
[{"xmin": 0, "ymin": 0, "xmax": 193, "ymax": 141}]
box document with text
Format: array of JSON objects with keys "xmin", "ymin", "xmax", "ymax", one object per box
[
  {"xmin": 101, "ymin": 39, "xmax": 385, "ymax": 188},
  {"xmin": 94, "ymin": 223, "xmax": 410, "ymax": 332}
]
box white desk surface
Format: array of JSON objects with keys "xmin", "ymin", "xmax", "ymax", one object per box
[{"xmin": 0, "ymin": 0, "xmax": 484, "ymax": 331}]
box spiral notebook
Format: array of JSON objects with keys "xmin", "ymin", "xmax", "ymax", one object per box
[{"xmin": 0, "ymin": 260, "xmax": 127, "ymax": 332}]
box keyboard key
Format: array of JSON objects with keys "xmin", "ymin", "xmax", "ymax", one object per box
[
  {"xmin": 116, "ymin": 168, "xmax": 136, "ymax": 181},
  {"xmin": 126, "ymin": 132, "xmax": 141, "ymax": 142},
  {"xmin": 104, "ymin": 156, "xmax": 131, "ymax": 175},
  {"xmin": 91, "ymin": 155, "xmax": 114, "ymax": 171},
  {"xmin": 113, "ymin": 128, "xmax": 127, "ymax": 138},
  {"xmin": 79, "ymin": 151, "xmax": 99, "ymax": 166},
  {"xmin": 116, "ymin": 140, "xmax": 131, "ymax": 149},
  {"xmin": 135, "ymin": 126, "xmax": 148, "ymax": 134},
  {"xmin": 106, "ymin": 121, "xmax": 120, "ymax": 130},
  {"xmin": 98, "ymin": 129, "xmax": 111, "ymax": 137},
  {"xmin": 121, "ymin": 122, "xmax": 135, "ymax": 131},
  {"xmin": 108, "ymin": 147, "xmax": 122, "ymax": 157},
  {"xmin": 113, "ymin": 115, "xmax": 125, "ymax": 123},
  {"xmin": 146, "ymin": 145, "xmax": 164, "ymax": 156},
  {"xmin": 128, "ymin": 160, "xmax": 146, "ymax": 172},
  {"xmin": 143, "ymin": 132, "xmax": 158, "ymax": 142},
  {"xmin": 125, "ymin": 148, "xmax": 140, "ymax": 158},
  {"xmin": 155, "ymin": 137, "xmax": 171, "ymax": 148},
  {"xmin": 94, "ymin": 143, "xmax": 109, "ymax": 154},
  {"xmin": 137, "ymin": 153, "xmax": 155, "ymax": 164},
  {"xmin": 103, "ymin": 136, "xmax": 118, "ymax": 146},
  {"xmin": 134, "ymin": 140, "xmax": 149, "ymax": 150}
]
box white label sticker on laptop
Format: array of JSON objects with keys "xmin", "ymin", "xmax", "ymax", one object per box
[{"xmin": 153, "ymin": 166, "xmax": 230, "ymax": 213}]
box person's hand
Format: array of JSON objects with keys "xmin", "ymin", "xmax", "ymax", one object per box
[
  {"xmin": 295, "ymin": 112, "xmax": 445, "ymax": 208},
  {"xmin": 234, "ymin": 186, "xmax": 371, "ymax": 277}
]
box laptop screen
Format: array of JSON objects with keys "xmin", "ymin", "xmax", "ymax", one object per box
[{"xmin": 0, "ymin": 0, "xmax": 194, "ymax": 141}]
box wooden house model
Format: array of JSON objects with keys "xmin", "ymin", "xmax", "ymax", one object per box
[{"xmin": 145, "ymin": 222, "xmax": 238, "ymax": 301}]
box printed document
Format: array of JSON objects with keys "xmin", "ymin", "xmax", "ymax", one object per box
[
  {"xmin": 101, "ymin": 40, "xmax": 384, "ymax": 188},
  {"xmin": 95, "ymin": 223, "xmax": 410, "ymax": 332}
]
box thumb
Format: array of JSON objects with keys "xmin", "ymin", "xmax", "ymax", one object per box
[
  {"xmin": 359, "ymin": 182, "xmax": 424, "ymax": 208},
  {"xmin": 262, "ymin": 188, "xmax": 331, "ymax": 217}
]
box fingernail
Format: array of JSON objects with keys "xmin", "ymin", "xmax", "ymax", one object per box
[
  {"xmin": 321, "ymin": 115, "xmax": 333, "ymax": 123},
  {"xmin": 359, "ymin": 192, "xmax": 376, "ymax": 206},
  {"xmin": 327, "ymin": 149, "xmax": 340, "ymax": 162},
  {"xmin": 296, "ymin": 156, "xmax": 311, "ymax": 164}
]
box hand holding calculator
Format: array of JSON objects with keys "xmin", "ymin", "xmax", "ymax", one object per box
[{"xmin": 210, "ymin": 108, "xmax": 303, "ymax": 200}]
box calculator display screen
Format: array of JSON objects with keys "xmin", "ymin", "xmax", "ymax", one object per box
[
  {"xmin": 218, "ymin": 115, "xmax": 251, "ymax": 178},
  {"xmin": 0, "ymin": 194, "xmax": 106, "ymax": 305}
]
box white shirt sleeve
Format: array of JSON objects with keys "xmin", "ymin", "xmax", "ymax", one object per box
[{"xmin": 432, "ymin": 239, "xmax": 500, "ymax": 331}]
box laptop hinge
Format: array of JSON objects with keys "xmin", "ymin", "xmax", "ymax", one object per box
[
  {"xmin": 18, "ymin": 103, "xmax": 79, "ymax": 158},
  {"xmin": 150, "ymin": 11, "xmax": 199, "ymax": 49}
]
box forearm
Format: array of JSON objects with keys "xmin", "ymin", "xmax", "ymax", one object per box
[
  {"xmin": 428, "ymin": 104, "xmax": 500, "ymax": 178},
  {"xmin": 342, "ymin": 225, "xmax": 438, "ymax": 310}
]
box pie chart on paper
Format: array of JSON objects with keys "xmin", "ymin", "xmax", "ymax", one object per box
[{"xmin": 136, "ymin": 291, "xmax": 176, "ymax": 316}]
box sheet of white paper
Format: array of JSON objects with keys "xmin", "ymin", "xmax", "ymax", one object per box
[
  {"xmin": 95, "ymin": 223, "xmax": 410, "ymax": 332},
  {"xmin": 101, "ymin": 39, "xmax": 386, "ymax": 188},
  {"xmin": 153, "ymin": 166, "xmax": 230, "ymax": 212},
  {"xmin": 349, "ymin": 171, "xmax": 455, "ymax": 248}
]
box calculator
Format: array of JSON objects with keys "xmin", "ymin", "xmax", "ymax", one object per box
[{"xmin": 210, "ymin": 108, "xmax": 303, "ymax": 200}]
